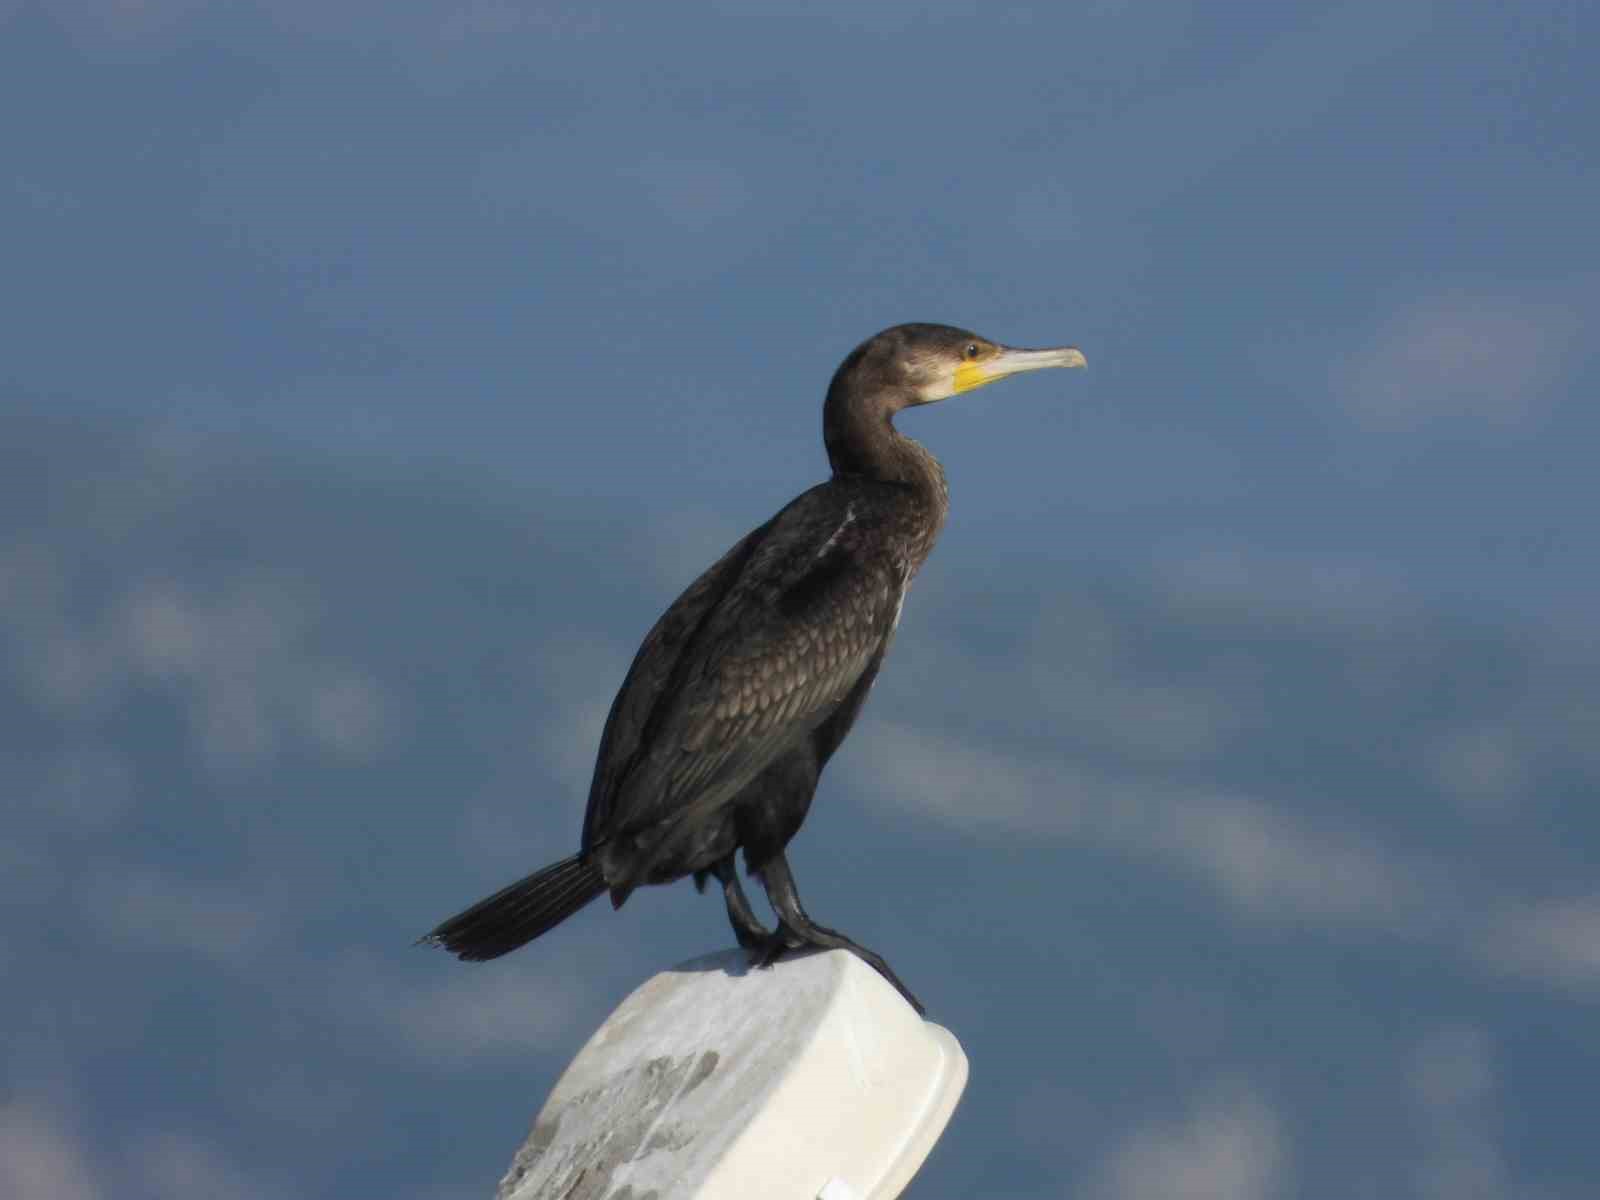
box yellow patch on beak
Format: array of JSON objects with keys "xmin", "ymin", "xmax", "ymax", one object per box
[{"xmin": 952, "ymin": 361, "xmax": 991, "ymax": 394}]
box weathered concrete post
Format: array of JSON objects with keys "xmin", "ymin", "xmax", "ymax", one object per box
[{"xmin": 498, "ymin": 948, "xmax": 967, "ymax": 1200}]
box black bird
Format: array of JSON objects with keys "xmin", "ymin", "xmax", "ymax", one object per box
[{"xmin": 424, "ymin": 323, "xmax": 1086, "ymax": 1014}]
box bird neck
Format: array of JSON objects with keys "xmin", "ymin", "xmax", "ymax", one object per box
[{"xmin": 824, "ymin": 395, "xmax": 949, "ymax": 506}]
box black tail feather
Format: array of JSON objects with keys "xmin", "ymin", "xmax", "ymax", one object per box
[{"xmin": 422, "ymin": 854, "xmax": 607, "ymax": 961}]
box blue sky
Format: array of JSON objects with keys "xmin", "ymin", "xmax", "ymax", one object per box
[
  {"xmin": 4, "ymin": 2, "xmax": 1598, "ymax": 1198},
  {"xmin": 7, "ymin": 0, "xmax": 1596, "ymax": 628}
]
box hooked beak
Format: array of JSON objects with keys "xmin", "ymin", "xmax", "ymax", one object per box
[{"xmin": 953, "ymin": 344, "xmax": 1087, "ymax": 394}]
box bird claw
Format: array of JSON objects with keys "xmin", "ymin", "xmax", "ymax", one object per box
[{"xmin": 747, "ymin": 929, "xmax": 804, "ymax": 970}]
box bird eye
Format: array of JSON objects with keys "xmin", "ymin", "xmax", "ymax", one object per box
[{"xmin": 963, "ymin": 343, "xmax": 980, "ymax": 360}]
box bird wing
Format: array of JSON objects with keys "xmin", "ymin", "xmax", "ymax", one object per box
[
  {"xmin": 583, "ymin": 484, "xmax": 904, "ymax": 849},
  {"xmin": 581, "ymin": 519, "xmax": 769, "ymax": 850}
]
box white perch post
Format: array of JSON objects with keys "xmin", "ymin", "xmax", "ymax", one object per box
[{"xmin": 497, "ymin": 948, "xmax": 968, "ymax": 1200}]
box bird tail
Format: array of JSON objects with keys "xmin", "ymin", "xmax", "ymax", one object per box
[{"xmin": 421, "ymin": 854, "xmax": 607, "ymax": 962}]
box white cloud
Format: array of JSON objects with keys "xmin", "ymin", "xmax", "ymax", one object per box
[
  {"xmin": 194, "ymin": 676, "xmax": 279, "ymax": 766},
  {"xmin": 331, "ymin": 955, "xmax": 591, "ymax": 1069},
  {"xmin": 864, "ymin": 719, "xmax": 1600, "ymax": 1009},
  {"xmin": 1026, "ymin": 665, "xmax": 1240, "ymax": 761},
  {"xmin": 298, "ymin": 665, "xmax": 388, "ymax": 759},
  {"xmin": 1410, "ymin": 1026, "xmax": 1493, "ymax": 1114},
  {"xmin": 858, "ymin": 721, "xmax": 1084, "ymax": 839},
  {"xmin": 131, "ymin": 1132, "xmax": 278, "ymax": 1200},
  {"xmin": 531, "ymin": 635, "xmax": 630, "ymax": 794},
  {"xmin": 1148, "ymin": 789, "xmax": 1434, "ymax": 928},
  {"xmin": 1337, "ymin": 288, "xmax": 1587, "ymax": 433},
  {"xmin": 881, "ymin": 598, "xmax": 1244, "ymax": 765},
  {"xmin": 1475, "ymin": 897, "xmax": 1600, "ymax": 992},
  {"xmin": 122, "ymin": 573, "xmax": 308, "ymax": 687},
  {"xmin": 0, "ymin": 1103, "xmax": 104, "ymax": 1200},
  {"xmin": 6, "ymin": 565, "xmax": 390, "ymax": 773},
  {"xmin": 1092, "ymin": 1082, "xmax": 1288, "ymax": 1200},
  {"xmin": 1153, "ymin": 542, "xmax": 1417, "ymax": 634},
  {"xmin": 451, "ymin": 633, "xmax": 603, "ymax": 868},
  {"xmin": 1408, "ymin": 1027, "xmax": 1505, "ymax": 1200},
  {"xmin": 857, "ymin": 720, "xmax": 1440, "ymax": 931},
  {"xmin": 77, "ymin": 868, "xmax": 287, "ymax": 965},
  {"xmin": 1426, "ymin": 724, "xmax": 1530, "ymax": 816}
]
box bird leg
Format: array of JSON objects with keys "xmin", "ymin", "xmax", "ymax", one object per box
[
  {"xmin": 700, "ymin": 855, "xmax": 774, "ymax": 951},
  {"xmin": 753, "ymin": 852, "xmax": 925, "ymax": 1016}
]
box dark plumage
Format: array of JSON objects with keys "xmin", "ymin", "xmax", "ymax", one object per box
[{"xmin": 423, "ymin": 323, "xmax": 1085, "ymax": 1014}]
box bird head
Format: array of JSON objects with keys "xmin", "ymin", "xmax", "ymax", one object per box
[{"xmin": 833, "ymin": 323, "xmax": 1086, "ymax": 410}]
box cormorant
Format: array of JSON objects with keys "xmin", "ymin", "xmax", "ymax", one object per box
[{"xmin": 424, "ymin": 323, "xmax": 1086, "ymax": 1014}]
